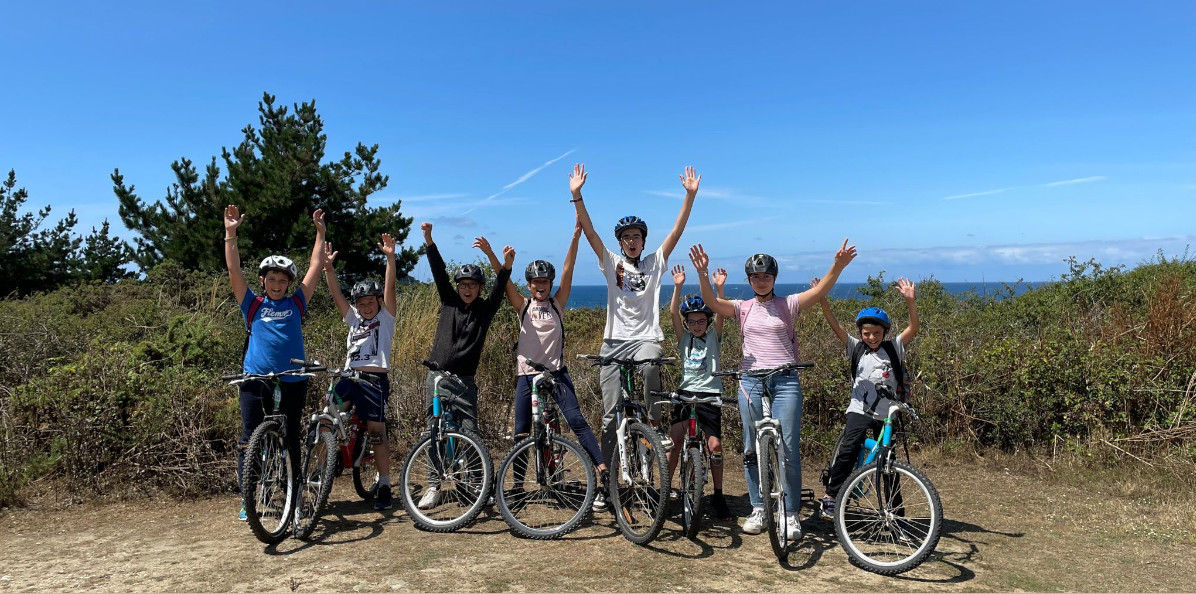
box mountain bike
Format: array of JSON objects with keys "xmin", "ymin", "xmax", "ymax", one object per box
[
  {"xmin": 579, "ymin": 354, "xmax": 674, "ymax": 545},
  {"xmin": 222, "ymin": 359, "xmax": 321, "ymax": 544},
  {"xmin": 293, "ymin": 366, "xmax": 382, "ymax": 540},
  {"xmin": 833, "ymin": 384, "xmax": 943, "ymax": 575},
  {"xmin": 650, "ymin": 390, "xmax": 736, "ymax": 538},
  {"xmin": 399, "ymin": 360, "xmax": 493, "ymax": 532},
  {"xmin": 495, "ymin": 360, "xmax": 596, "ymax": 539},
  {"xmin": 714, "ymin": 362, "xmax": 816, "ymax": 562}
]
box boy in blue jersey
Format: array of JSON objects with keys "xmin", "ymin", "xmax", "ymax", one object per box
[{"xmin": 224, "ymin": 204, "xmax": 327, "ymax": 520}]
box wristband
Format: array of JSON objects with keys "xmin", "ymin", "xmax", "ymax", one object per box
[
  {"xmin": 224, "ymin": 236, "xmax": 237, "ymax": 242},
  {"xmin": 570, "ymin": 197, "xmax": 583, "ymax": 203}
]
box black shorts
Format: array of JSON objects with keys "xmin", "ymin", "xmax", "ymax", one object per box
[
  {"xmin": 335, "ymin": 371, "xmax": 390, "ymax": 424},
  {"xmin": 668, "ymin": 391, "xmax": 723, "ymax": 440}
]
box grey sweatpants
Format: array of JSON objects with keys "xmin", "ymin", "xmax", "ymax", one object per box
[{"xmin": 598, "ymin": 338, "xmax": 663, "ymax": 465}]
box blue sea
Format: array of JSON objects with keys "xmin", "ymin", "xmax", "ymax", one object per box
[{"xmin": 562, "ymin": 282, "xmax": 1034, "ymax": 310}]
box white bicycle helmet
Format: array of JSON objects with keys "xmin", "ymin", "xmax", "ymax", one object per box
[{"xmin": 258, "ymin": 255, "xmax": 297, "ymax": 280}]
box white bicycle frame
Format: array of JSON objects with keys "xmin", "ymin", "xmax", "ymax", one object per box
[{"xmin": 755, "ymin": 395, "xmax": 787, "ymax": 505}]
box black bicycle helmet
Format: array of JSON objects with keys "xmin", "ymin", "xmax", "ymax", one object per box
[
  {"xmin": 613, "ymin": 215, "xmax": 648, "ymax": 241},
  {"xmin": 454, "ymin": 264, "xmax": 485, "ymax": 284},
  {"xmin": 351, "ymin": 279, "xmax": 383, "ymax": 300},
  {"xmin": 258, "ymin": 255, "xmax": 297, "ymax": 280},
  {"xmin": 744, "ymin": 253, "xmax": 779, "ymax": 277},
  {"xmin": 524, "ymin": 260, "xmax": 556, "ymax": 283},
  {"xmin": 680, "ymin": 295, "xmax": 714, "ymax": 319}
]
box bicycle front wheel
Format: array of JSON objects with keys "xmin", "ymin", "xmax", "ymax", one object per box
[
  {"xmin": 609, "ymin": 422, "xmax": 669, "ymax": 545},
  {"xmin": 294, "ymin": 426, "xmax": 338, "ymax": 540},
  {"xmin": 399, "ymin": 428, "xmax": 493, "ymax": 532},
  {"xmin": 496, "ymin": 434, "xmax": 595, "ymax": 539},
  {"xmin": 681, "ymin": 446, "xmax": 706, "ymax": 538},
  {"xmin": 759, "ymin": 433, "xmax": 790, "ymax": 561},
  {"xmin": 835, "ymin": 459, "xmax": 943, "ymax": 575},
  {"xmin": 242, "ymin": 419, "xmax": 294, "ymax": 544}
]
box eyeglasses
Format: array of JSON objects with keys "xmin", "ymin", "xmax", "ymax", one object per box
[
  {"xmin": 457, "ymin": 281, "xmax": 481, "ymax": 290},
  {"xmin": 620, "ymin": 234, "xmax": 644, "ymax": 244}
]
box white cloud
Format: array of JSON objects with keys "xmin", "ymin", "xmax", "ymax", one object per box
[
  {"xmin": 943, "ymin": 188, "xmax": 1011, "ymax": 201},
  {"xmin": 688, "ymin": 217, "xmax": 774, "ymax": 232},
  {"xmin": 943, "ymin": 175, "xmax": 1106, "ymax": 201},
  {"xmin": 1042, "ymin": 176, "xmax": 1107, "ymax": 187},
  {"xmin": 462, "ymin": 148, "xmax": 577, "ymax": 214},
  {"xmin": 393, "ymin": 193, "xmax": 469, "ymax": 202}
]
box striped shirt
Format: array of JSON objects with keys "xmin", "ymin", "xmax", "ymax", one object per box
[{"xmin": 732, "ymin": 294, "xmax": 801, "ymax": 370}]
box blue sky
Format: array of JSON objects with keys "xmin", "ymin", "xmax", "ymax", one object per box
[{"xmin": 3, "ymin": 1, "xmax": 1194, "ymax": 285}]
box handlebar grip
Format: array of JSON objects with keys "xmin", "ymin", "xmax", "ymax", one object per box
[
  {"xmin": 421, "ymin": 359, "xmax": 442, "ymax": 372},
  {"xmin": 527, "ymin": 360, "xmax": 550, "ymax": 372},
  {"xmin": 649, "ymin": 391, "xmax": 673, "ymax": 398},
  {"xmin": 220, "ymin": 374, "xmax": 242, "ymax": 381},
  {"xmin": 290, "ymin": 358, "xmax": 308, "ymax": 366},
  {"xmin": 306, "ymin": 365, "xmax": 326, "ymax": 372}
]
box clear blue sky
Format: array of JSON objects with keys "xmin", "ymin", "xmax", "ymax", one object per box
[{"xmin": 3, "ymin": 1, "xmax": 1194, "ymax": 285}]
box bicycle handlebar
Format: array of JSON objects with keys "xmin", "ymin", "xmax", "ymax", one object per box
[
  {"xmin": 577, "ymin": 354, "xmax": 677, "ymax": 368},
  {"xmin": 649, "ymin": 390, "xmax": 738, "ymax": 407},
  {"xmin": 220, "ymin": 366, "xmax": 317, "ymax": 384},
  {"xmin": 712, "ymin": 361, "xmax": 813, "ymax": 380},
  {"xmin": 421, "ymin": 359, "xmax": 466, "ymax": 389}
]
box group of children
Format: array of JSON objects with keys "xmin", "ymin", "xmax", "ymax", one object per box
[{"xmin": 224, "ymin": 163, "xmax": 921, "ymax": 541}]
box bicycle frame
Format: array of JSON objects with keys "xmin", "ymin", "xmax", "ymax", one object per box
[{"xmin": 858, "ymin": 399, "xmax": 918, "ymax": 468}]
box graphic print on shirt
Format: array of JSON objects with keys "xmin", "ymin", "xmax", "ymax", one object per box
[
  {"xmin": 348, "ymin": 318, "xmax": 382, "ymax": 362},
  {"xmin": 683, "ymin": 339, "xmax": 708, "ymax": 375},
  {"xmin": 615, "ymin": 261, "xmax": 648, "ymax": 293},
  {"xmin": 257, "ymin": 306, "xmax": 294, "ymax": 322},
  {"xmin": 862, "ymin": 359, "xmax": 893, "ymax": 406}
]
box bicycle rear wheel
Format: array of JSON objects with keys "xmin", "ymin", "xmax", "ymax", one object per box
[
  {"xmin": 759, "ymin": 434, "xmax": 790, "ymax": 561},
  {"xmin": 680, "ymin": 446, "xmax": 706, "ymax": 538},
  {"xmin": 242, "ymin": 419, "xmax": 294, "ymax": 544},
  {"xmin": 496, "ymin": 434, "xmax": 595, "ymax": 539},
  {"xmin": 399, "ymin": 428, "xmax": 493, "ymax": 532},
  {"xmin": 294, "ymin": 426, "xmax": 338, "ymax": 540},
  {"xmin": 835, "ymin": 459, "xmax": 943, "ymax": 575},
  {"xmin": 351, "ymin": 427, "xmax": 379, "ymax": 501},
  {"xmin": 609, "ymin": 422, "xmax": 669, "ymax": 545}
]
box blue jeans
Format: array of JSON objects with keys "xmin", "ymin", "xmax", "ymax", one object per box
[
  {"xmin": 514, "ymin": 368, "xmax": 605, "ymax": 467},
  {"xmin": 738, "ymin": 370, "xmax": 803, "ymax": 510}
]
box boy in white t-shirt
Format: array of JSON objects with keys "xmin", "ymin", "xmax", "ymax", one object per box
[
  {"xmin": 323, "ymin": 233, "xmax": 399, "ymax": 511},
  {"xmin": 569, "ymin": 163, "xmax": 702, "ymax": 470},
  {"xmin": 813, "ymin": 277, "xmax": 919, "ymax": 521}
]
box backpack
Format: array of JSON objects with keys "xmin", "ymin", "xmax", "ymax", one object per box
[
  {"xmin": 849, "ymin": 339, "xmax": 909, "ymax": 407},
  {"xmin": 513, "ymin": 296, "xmax": 565, "ymax": 355},
  {"xmin": 243, "ymin": 293, "xmax": 306, "ymax": 357}
]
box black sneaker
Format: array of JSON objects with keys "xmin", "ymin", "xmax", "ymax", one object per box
[
  {"xmin": 375, "ymin": 484, "xmax": 393, "ymax": 511},
  {"xmin": 711, "ymin": 492, "xmax": 731, "ymax": 520},
  {"xmin": 594, "ymin": 469, "xmax": 610, "ymax": 512},
  {"xmin": 819, "ymin": 495, "xmax": 835, "ymax": 521}
]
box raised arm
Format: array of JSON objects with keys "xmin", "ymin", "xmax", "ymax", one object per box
[
  {"xmin": 554, "ymin": 218, "xmax": 583, "ymax": 307},
  {"xmin": 811, "ymin": 276, "xmax": 849, "ymax": 346},
  {"xmin": 379, "ymin": 233, "xmax": 398, "ymax": 316},
  {"xmin": 897, "ymin": 278, "xmax": 919, "ymax": 345},
  {"xmin": 422, "ymin": 222, "xmax": 456, "ymax": 303},
  {"xmin": 569, "ymin": 163, "xmax": 605, "ymax": 259},
  {"xmin": 687, "ymin": 244, "xmax": 736, "ymax": 317},
  {"xmin": 659, "ymin": 166, "xmax": 700, "ymax": 259},
  {"xmin": 297, "ymin": 209, "xmax": 327, "ymax": 303},
  {"xmin": 223, "ymin": 205, "xmax": 249, "ymax": 304},
  {"xmin": 796, "ymin": 238, "xmax": 857, "ymax": 313},
  {"xmin": 323, "ymin": 243, "xmax": 351, "ymax": 318},
  {"xmin": 486, "ymin": 245, "xmax": 516, "ymax": 310},
  {"xmin": 668, "ymin": 264, "xmax": 686, "ymax": 340},
  {"xmin": 712, "ymin": 267, "xmax": 728, "ymax": 338}
]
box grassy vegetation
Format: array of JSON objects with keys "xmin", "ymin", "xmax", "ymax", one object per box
[{"xmin": 1, "ymin": 254, "xmax": 1194, "ymax": 508}]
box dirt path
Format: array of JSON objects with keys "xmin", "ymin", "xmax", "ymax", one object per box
[{"xmin": 1, "ymin": 456, "xmax": 1190, "ymax": 592}]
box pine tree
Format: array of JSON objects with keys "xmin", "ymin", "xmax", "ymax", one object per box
[{"xmin": 0, "ymin": 170, "xmax": 83, "ymax": 296}]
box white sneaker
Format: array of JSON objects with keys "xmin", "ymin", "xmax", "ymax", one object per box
[
  {"xmin": 417, "ymin": 486, "xmax": 441, "ymax": 510},
  {"xmin": 742, "ymin": 508, "xmax": 766, "ymax": 534},
  {"xmin": 784, "ymin": 512, "xmax": 803, "ymax": 542},
  {"xmin": 592, "ymin": 490, "xmax": 607, "ymax": 511}
]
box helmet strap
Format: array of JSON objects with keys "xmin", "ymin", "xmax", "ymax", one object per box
[{"xmin": 753, "ymin": 290, "xmax": 775, "ymax": 300}]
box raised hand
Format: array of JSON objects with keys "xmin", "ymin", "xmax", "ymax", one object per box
[
  {"xmin": 569, "ymin": 163, "xmax": 588, "ymax": 196},
  {"xmin": 421, "ymin": 222, "xmax": 433, "ymax": 244},
  {"xmin": 473, "ymin": 236, "xmax": 495, "ymax": 256},
  {"xmin": 573, "ymin": 216, "xmax": 583, "ymax": 238},
  {"xmin": 810, "ymin": 276, "xmax": 822, "ymax": 289},
  {"xmin": 672, "ymin": 264, "xmax": 686, "ymax": 285},
  {"xmin": 679, "ymin": 166, "xmax": 701, "ymax": 195},
  {"xmin": 713, "ymin": 267, "xmax": 727, "ymax": 290},
  {"xmin": 833, "ymin": 238, "xmax": 858, "ymax": 271},
  {"xmin": 897, "ymin": 277, "xmax": 916, "ymax": 300},
  {"xmin": 312, "ymin": 208, "xmax": 326, "ymax": 234},
  {"xmin": 688, "ymin": 244, "xmax": 710, "ymax": 272},
  {"xmin": 224, "ymin": 205, "xmax": 244, "ymax": 233},
  {"xmin": 378, "ymin": 233, "xmax": 396, "ymax": 256},
  {"xmin": 322, "ymin": 242, "xmax": 338, "ymax": 270},
  {"xmin": 502, "ymin": 245, "xmax": 516, "ymax": 268}
]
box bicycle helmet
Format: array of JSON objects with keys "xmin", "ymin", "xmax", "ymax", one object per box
[
  {"xmin": 680, "ymin": 295, "xmax": 714, "ymax": 319},
  {"xmin": 351, "ymin": 279, "xmax": 383, "ymax": 300},
  {"xmin": 744, "ymin": 253, "xmax": 779, "ymax": 277},
  {"xmin": 613, "ymin": 215, "xmax": 648, "ymax": 241},
  {"xmin": 258, "ymin": 255, "xmax": 297, "ymax": 280},
  {"xmin": 454, "ymin": 264, "xmax": 485, "ymax": 284},
  {"xmin": 524, "ymin": 260, "xmax": 556, "ymax": 283},
  {"xmin": 855, "ymin": 307, "xmax": 892, "ymax": 331}
]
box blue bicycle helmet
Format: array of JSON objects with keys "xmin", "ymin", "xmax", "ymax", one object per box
[
  {"xmin": 614, "ymin": 216, "xmax": 648, "ymax": 241},
  {"xmin": 855, "ymin": 307, "xmax": 892, "ymax": 331},
  {"xmin": 680, "ymin": 295, "xmax": 714, "ymax": 319}
]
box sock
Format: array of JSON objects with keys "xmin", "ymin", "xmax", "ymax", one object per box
[{"xmin": 378, "ymin": 476, "xmax": 391, "ymax": 487}]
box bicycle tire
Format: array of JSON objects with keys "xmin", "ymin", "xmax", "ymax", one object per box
[
  {"xmin": 496, "ymin": 434, "xmax": 595, "ymax": 539},
  {"xmin": 399, "ymin": 428, "xmax": 493, "ymax": 532},
  {"xmin": 609, "ymin": 422, "xmax": 669, "ymax": 545},
  {"xmin": 835, "ymin": 459, "xmax": 943, "ymax": 575},
  {"xmin": 351, "ymin": 428, "xmax": 379, "ymax": 501},
  {"xmin": 681, "ymin": 446, "xmax": 706, "ymax": 538},
  {"xmin": 242, "ymin": 419, "xmax": 294, "ymax": 544},
  {"xmin": 759, "ymin": 434, "xmax": 790, "ymax": 561},
  {"xmin": 293, "ymin": 427, "xmax": 338, "ymax": 540}
]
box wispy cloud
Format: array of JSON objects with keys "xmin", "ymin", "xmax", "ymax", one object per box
[
  {"xmin": 943, "ymin": 188, "xmax": 1012, "ymax": 201},
  {"xmin": 1043, "ymin": 176, "xmax": 1107, "ymax": 187},
  {"xmin": 943, "ymin": 175, "xmax": 1107, "ymax": 201},
  {"xmin": 394, "ymin": 193, "xmax": 469, "ymax": 202},
  {"xmin": 462, "ymin": 148, "xmax": 577, "ymax": 215},
  {"xmin": 647, "ymin": 187, "xmax": 890, "ymax": 206},
  {"xmin": 688, "ymin": 217, "xmax": 774, "ymax": 232}
]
